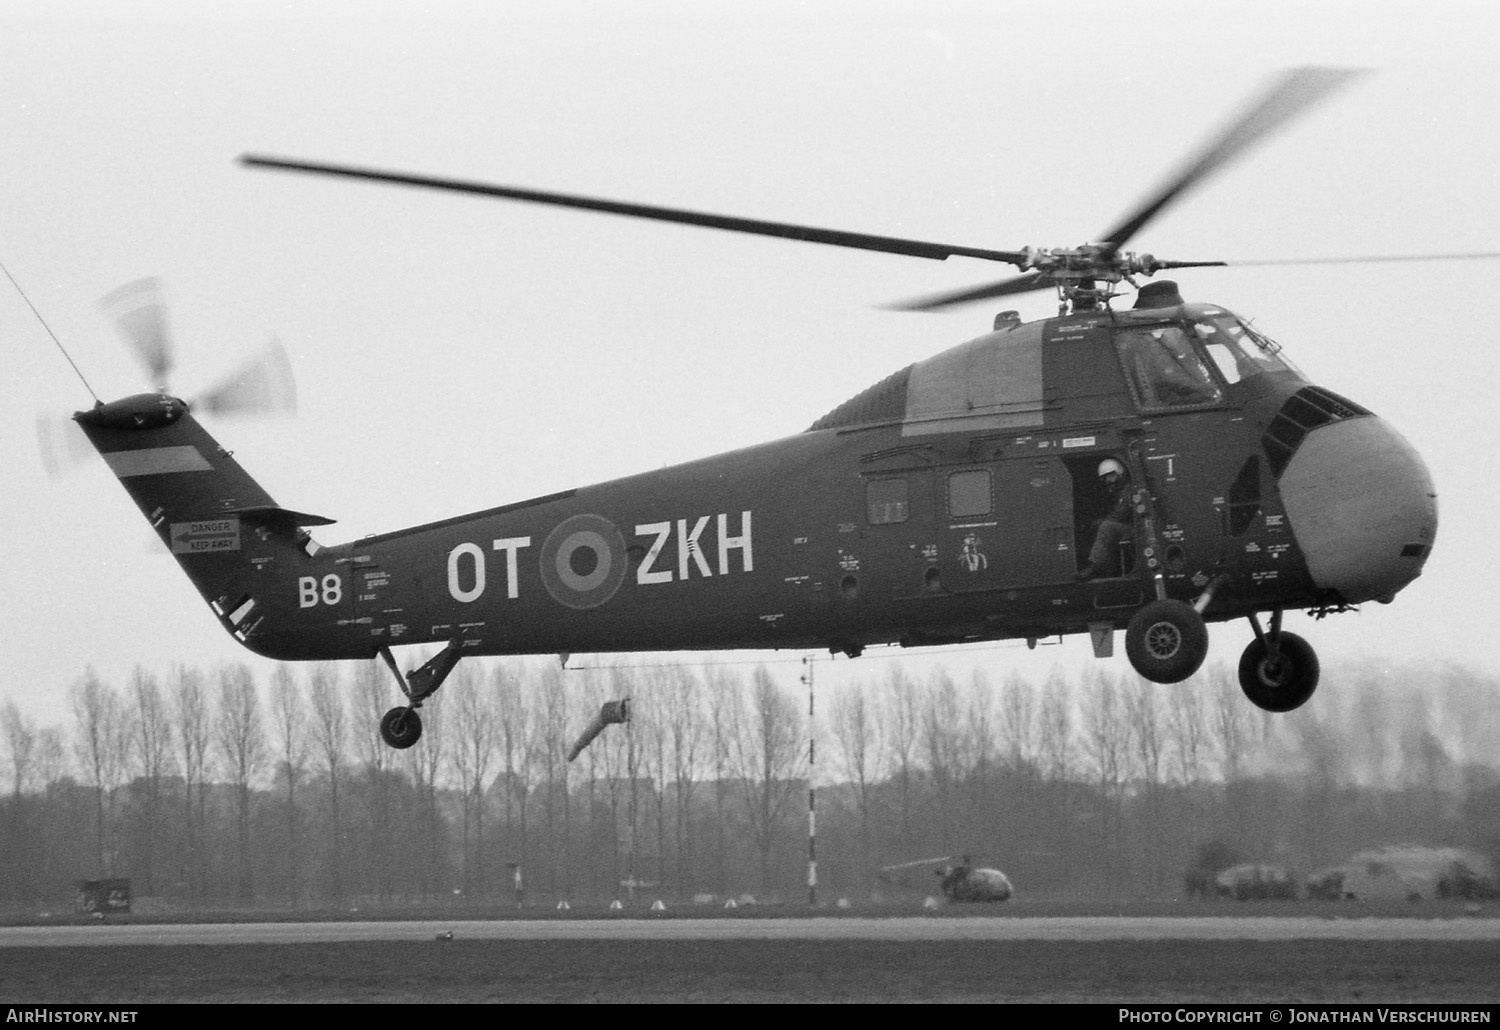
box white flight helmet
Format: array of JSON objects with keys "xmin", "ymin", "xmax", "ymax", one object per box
[{"xmin": 1097, "ymin": 458, "xmax": 1126, "ymax": 479}]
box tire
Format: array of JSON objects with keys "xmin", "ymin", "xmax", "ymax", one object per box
[
  {"xmin": 1238, "ymin": 632, "xmax": 1319, "ymax": 712},
  {"xmin": 380, "ymin": 706, "xmax": 423, "ymax": 749},
  {"xmin": 1124, "ymin": 599, "xmax": 1209, "ymax": 684}
]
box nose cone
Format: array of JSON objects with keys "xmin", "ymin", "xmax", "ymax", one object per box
[{"xmin": 1279, "ymin": 417, "xmax": 1438, "ymax": 603}]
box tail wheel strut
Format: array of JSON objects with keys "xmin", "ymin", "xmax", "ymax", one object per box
[{"xmin": 376, "ymin": 640, "xmax": 463, "ymax": 749}]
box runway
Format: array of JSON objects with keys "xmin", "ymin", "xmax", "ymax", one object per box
[
  {"xmin": 6, "ymin": 914, "xmax": 1500, "ymax": 947},
  {"xmin": 5, "ymin": 916, "xmax": 1499, "ymax": 1002}
]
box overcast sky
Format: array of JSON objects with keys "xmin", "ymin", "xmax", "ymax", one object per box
[{"xmin": 2, "ymin": 0, "xmax": 1497, "ymax": 730}]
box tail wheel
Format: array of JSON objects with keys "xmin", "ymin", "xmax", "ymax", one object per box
[
  {"xmin": 1238, "ymin": 632, "xmax": 1319, "ymax": 712},
  {"xmin": 1125, "ymin": 599, "xmax": 1209, "ymax": 683},
  {"xmin": 380, "ymin": 706, "xmax": 423, "ymax": 749}
]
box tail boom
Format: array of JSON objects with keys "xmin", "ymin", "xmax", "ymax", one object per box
[{"xmin": 75, "ymin": 394, "xmax": 337, "ymax": 659}]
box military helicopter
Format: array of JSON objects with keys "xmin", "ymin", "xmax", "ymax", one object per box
[
  {"xmin": 880, "ymin": 856, "xmax": 1014, "ymax": 903},
  {"xmin": 62, "ymin": 68, "xmax": 1452, "ymax": 749}
]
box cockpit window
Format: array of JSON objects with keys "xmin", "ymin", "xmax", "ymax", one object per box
[
  {"xmin": 1114, "ymin": 323, "xmax": 1223, "ymax": 409},
  {"xmin": 1192, "ymin": 315, "xmax": 1300, "ymax": 381}
]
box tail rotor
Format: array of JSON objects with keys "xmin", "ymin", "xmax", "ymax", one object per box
[{"xmin": 38, "ymin": 277, "xmax": 296, "ymax": 477}]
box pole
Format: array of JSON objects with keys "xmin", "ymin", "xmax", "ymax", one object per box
[{"xmin": 802, "ymin": 654, "xmax": 817, "ymax": 908}]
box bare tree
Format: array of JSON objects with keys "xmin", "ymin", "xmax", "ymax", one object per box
[
  {"xmin": 730, "ymin": 666, "xmax": 805, "ymax": 890},
  {"xmin": 922, "ymin": 669, "xmax": 964, "ymax": 851},
  {"xmin": 533, "ymin": 661, "xmax": 573, "ymax": 900},
  {"xmin": 128, "ymin": 667, "xmax": 174, "ymax": 895},
  {"xmin": 636, "ymin": 670, "xmax": 671, "ymax": 895},
  {"xmin": 1036, "ymin": 669, "xmax": 1075, "ymax": 783},
  {"xmin": 2, "ymin": 700, "xmax": 41, "ymax": 899},
  {"xmin": 449, "ymin": 663, "xmax": 496, "ymax": 897},
  {"xmin": 882, "ymin": 666, "xmax": 921, "ymax": 848},
  {"xmin": 964, "ymin": 669, "xmax": 997, "ymax": 841},
  {"xmin": 1168, "ymin": 678, "xmax": 1210, "ymax": 787},
  {"xmin": 216, "ymin": 663, "xmax": 265, "ymax": 902},
  {"xmin": 574, "ymin": 666, "xmax": 609, "ymax": 898},
  {"xmin": 705, "ymin": 666, "xmax": 741, "ymax": 896},
  {"xmin": 1210, "ymin": 664, "xmax": 1249, "ymax": 784},
  {"xmin": 1081, "ymin": 670, "xmax": 1127, "ymax": 799},
  {"xmin": 1125, "ymin": 676, "xmax": 1166, "ymax": 793},
  {"xmin": 2, "ymin": 700, "xmax": 37, "ymax": 800},
  {"xmin": 34, "ymin": 726, "xmax": 68, "ymax": 787},
  {"xmin": 665, "ymin": 666, "xmax": 704, "ymax": 898},
  {"xmin": 997, "ymin": 671, "xmax": 1038, "ymax": 776},
  {"xmin": 404, "ymin": 685, "xmax": 448, "ymax": 899},
  {"xmin": 601, "ymin": 668, "xmax": 638, "ymax": 898},
  {"xmin": 269, "ymin": 664, "xmax": 308, "ymax": 907},
  {"xmin": 308, "ymin": 663, "xmax": 349, "ymax": 905},
  {"xmin": 603, "ymin": 671, "xmax": 639, "ymax": 899},
  {"xmin": 494, "ymin": 661, "xmax": 535, "ymax": 899},
  {"xmin": 830, "ymin": 676, "xmax": 883, "ymax": 885},
  {"xmin": 71, "ymin": 670, "xmax": 130, "ymax": 877},
  {"xmin": 1124, "ymin": 675, "xmax": 1170, "ymax": 891},
  {"xmin": 172, "ymin": 665, "xmax": 213, "ymax": 905},
  {"xmin": 353, "ymin": 659, "xmax": 395, "ymax": 901}
]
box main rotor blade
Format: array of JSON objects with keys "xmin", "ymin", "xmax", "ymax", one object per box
[
  {"xmin": 1220, "ymin": 251, "xmax": 1500, "ymax": 267},
  {"xmin": 100, "ymin": 277, "xmax": 174, "ymax": 391},
  {"xmin": 1099, "ymin": 67, "xmax": 1366, "ymax": 252},
  {"xmin": 241, "ymin": 154, "xmax": 1032, "ymax": 266},
  {"xmin": 885, "ymin": 270, "xmax": 1052, "ymax": 312},
  {"xmin": 880, "ymin": 856, "xmax": 955, "ymax": 872},
  {"xmin": 193, "ymin": 340, "xmax": 297, "ymax": 418}
]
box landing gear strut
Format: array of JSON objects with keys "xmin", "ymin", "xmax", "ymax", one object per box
[
  {"xmin": 377, "ymin": 641, "xmax": 463, "ymax": 749},
  {"xmin": 1238, "ymin": 610, "xmax": 1319, "ymax": 712},
  {"xmin": 1124, "ymin": 598, "xmax": 1209, "ymax": 684}
]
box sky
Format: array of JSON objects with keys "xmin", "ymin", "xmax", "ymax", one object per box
[{"xmin": 2, "ymin": 0, "xmax": 1497, "ymax": 731}]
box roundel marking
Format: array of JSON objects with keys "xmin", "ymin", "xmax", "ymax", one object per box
[{"xmin": 540, "ymin": 514, "xmax": 628, "ymax": 609}]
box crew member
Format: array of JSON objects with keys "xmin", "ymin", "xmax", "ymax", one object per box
[{"xmin": 1077, "ymin": 459, "xmax": 1133, "ymax": 581}]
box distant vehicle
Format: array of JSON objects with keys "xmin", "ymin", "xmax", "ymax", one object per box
[
  {"xmin": 1214, "ymin": 863, "xmax": 1298, "ymax": 900},
  {"xmin": 1309, "ymin": 846, "xmax": 1497, "ymax": 902},
  {"xmin": 881, "ymin": 855, "xmax": 1013, "ymax": 903},
  {"xmin": 1304, "ymin": 865, "xmax": 1350, "ymax": 901}
]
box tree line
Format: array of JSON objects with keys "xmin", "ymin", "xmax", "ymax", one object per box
[{"xmin": 2, "ymin": 654, "xmax": 1496, "ymax": 910}]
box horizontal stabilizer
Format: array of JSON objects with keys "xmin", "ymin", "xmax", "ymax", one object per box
[{"xmin": 231, "ymin": 505, "xmax": 337, "ymax": 528}]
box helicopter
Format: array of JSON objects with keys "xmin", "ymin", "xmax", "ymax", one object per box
[
  {"xmin": 880, "ymin": 855, "xmax": 1014, "ymax": 903},
  {"xmin": 61, "ymin": 67, "xmax": 1451, "ymax": 749}
]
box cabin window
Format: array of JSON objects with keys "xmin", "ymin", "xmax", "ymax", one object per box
[
  {"xmin": 867, "ymin": 478, "xmax": 909, "ymax": 525},
  {"xmin": 1192, "ymin": 316, "xmax": 1299, "ymax": 379},
  {"xmin": 1115, "ymin": 323, "xmax": 1224, "ymax": 410},
  {"xmin": 947, "ymin": 469, "xmax": 992, "ymax": 518}
]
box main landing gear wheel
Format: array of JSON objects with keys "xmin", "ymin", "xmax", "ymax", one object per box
[
  {"xmin": 380, "ymin": 706, "xmax": 423, "ymax": 749},
  {"xmin": 1125, "ymin": 599, "xmax": 1209, "ymax": 684},
  {"xmin": 1238, "ymin": 632, "xmax": 1319, "ymax": 712}
]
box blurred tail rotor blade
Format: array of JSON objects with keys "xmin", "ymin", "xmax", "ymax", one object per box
[
  {"xmin": 36, "ymin": 413, "xmax": 95, "ymax": 478},
  {"xmin": 1099, "ymin": 67, "xmax": 1367, "ymax": 252},
  {"xmin": 194, "ymin": 339, "xmax": 297, "ymax": 417},
  {"xmin": 100, "ymin": 277, "xmax": 174, "ymax": 391}
]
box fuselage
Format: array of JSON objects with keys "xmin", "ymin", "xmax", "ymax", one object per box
[{"xmin": 77, "ymin": 298, "xmax": 1438, "ymax": 666}]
